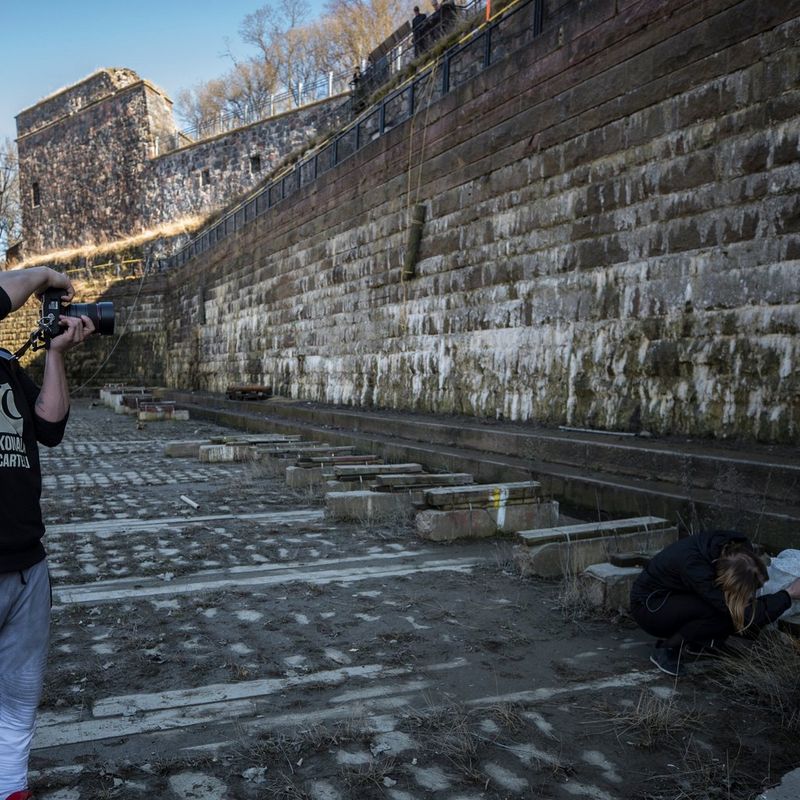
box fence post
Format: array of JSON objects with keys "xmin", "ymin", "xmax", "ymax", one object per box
[
  {"xmin": 328, "ymin": 71, "xmax": 334, "ymax": 97},
  {"xmin": 298, "ymin": 82, "xmax": 304, "ymax": 107},
  {"xmin": 442, "ymin": 54, "xmax": 451, "ymax": 94},
  {"xmin": 533, "ymin": 0, "xmax": 543, "ymax": 35},
  {"xmin": 484, "ymin": 27, "xmax": 491, "ymax": 67}
]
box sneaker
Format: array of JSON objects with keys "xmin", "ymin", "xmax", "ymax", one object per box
[
  {"xmin": 650, "ymin": 643, "xmax": 682, "ymax": 676},
  {"xmin": 5, "ymin": 792, "xmax": 34, "ymax": 800},
  {"xmin": 684, "ymin": 639, "xmax": 717, "ymax": 657}
]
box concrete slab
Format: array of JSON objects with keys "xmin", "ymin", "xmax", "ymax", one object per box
[
  {"xmin": 416, "ymin": 500, "xmax": 559, "ymax": 541},
  {"xmin": 514, "ymin": 527, "xmax": 678, "ymax": 579},
  {"xmin": 301, "ymin": 455, "xmax": 382, "ymax": 466},
  {"xmin": 580, "ymin": 563, "xmax": 642, "ymax": 610},
  {"xmin": 374, "ymin": 473, "xmax": 475, "ymax": 489},
  {"xmin": 198, "ymin": 444, "xmax": 259, "ymax": 463},
  {"xmin": 164, "ymin": 440, "xmax": 207, "ymax": 458},
  {"xmin": 326, "ymin": 490, "xmax": 419, "ymax": 521},
  {"xmin": 424, "ymin": 481, "xmax": 542, "ymax": 510},
  {"xmin": 517, "ymin": 516, "xmax": 672, "ymax": 547},
  {"xmin": 758, "ymin": 768, "xmax": 800, "ymax": 799},
  {"xmin": 334, "ymin": 463, "xmax": 423, "ymax": 478},
  {"xmin": 286, "ymin": 465, "xmax": 325, "ymax": 488},
  {"xmin": 138, "ymin": 408, "xmax": 190, "ymax": 422}
]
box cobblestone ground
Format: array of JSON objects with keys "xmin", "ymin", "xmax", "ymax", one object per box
[{"xmin": 28, "ymin": 402, "xmax": 794, "ymax": 800}]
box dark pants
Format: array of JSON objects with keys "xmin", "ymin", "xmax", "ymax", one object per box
[{"xmin": 630, "ymin": 591, "xmax": 735, "ymax": 649}]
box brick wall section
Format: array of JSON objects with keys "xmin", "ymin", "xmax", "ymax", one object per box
[
  {"xmin": 0, "ymin": 271, "xmax": 167, "ymax": 388},
  {"xmin": 31, "ymin": 0, "xmax": 800, "ymax": 442}
]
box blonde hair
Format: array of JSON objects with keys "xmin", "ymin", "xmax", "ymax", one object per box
[{"xmin": 714, "ymin": 544, "xmax": 768, "ymax": 632}]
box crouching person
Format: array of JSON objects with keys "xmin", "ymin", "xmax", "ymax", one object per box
[
  {"xmin": 0, "ymin": 267, "xmax": 95, "ymax": 800},
  {"xmin": 630, "ymin": 529, "xmax": 800, "ymax": 677}
]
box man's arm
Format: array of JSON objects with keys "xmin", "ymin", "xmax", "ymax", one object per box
[
  {"xmin": 35, "ymin": 315, "xmax": 94, "ymax": 423},
  {"xmin": 0, "ymin": 266, "xmax": 74, "ymax": 314}
]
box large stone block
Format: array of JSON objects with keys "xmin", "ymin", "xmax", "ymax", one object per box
[
  {"xmin": 198, "ymin": 444, "xmax": 258, "ymax": 463},
  {"xmin": 416, "ymin": 500, "xmax": 559, "ymax": 542},
  {"xmin": 424, "ymin": 481, "xmax": 543, "ymax": 510},
  {"xmin": 164, "ymin": 440, "xmax": 205, "ymax": 458},
  {"xmin": 579, "ymin": 563, "xmax": 642, "ymax": 611},
  {"xmin": 286, "ymin": 465, "xmax": 325, "ymax": 488},
  {"xmin": 326, "ymin": 490, "xmax": 417, "ymax": 522},
  {"xmin": 514, "ymin": 527, "xmax": 678, "ymax": 579}
]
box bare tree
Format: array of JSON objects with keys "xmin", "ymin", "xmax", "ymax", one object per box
[
  {"xmin": 0, "ymin": 138, "xmax": 21, "ymax": 259},
  {"xmin": 175, "ymin": 0, "xmax": 408, "ymax": 128},
  {"xmin": 321, "ymin": 0, "xmax": 407, "ymax": 71}
]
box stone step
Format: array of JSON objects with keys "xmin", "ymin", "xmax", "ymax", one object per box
[
  {"xmin": 374, "ymin": 473, "xmax": 474, "ymax": 490},
  {"xmin": 138, "ymin": 408, "xmax": 190, "ymax": 422},
  {"xmin": 416, "ymin": 500, "xmax": 559, "ymax": 542},
  {"xmin": 333, "ymin": 463, "xmax": 424, "ymax": 478},
  {"xmin": 163, "ymin": 391, "xmax": 800, "ymax": 552},
  {"xmin": 165, "ymin": 440, "xmax": 207, "ymax": 458},
  {"xmin": 579, "ymin": 563, "xmax": 643, "ymax": 611},
  {"xmin": 211, "ymin": 434, "xmax": 302, "ymax": 445},
  {"xmin": 517, "ymin": 516, "xmax": 671, "ymax": 547},
  {"xmin": 514, "ymin": 526, "xmax": 678, "ymax": 579},
  {"xmin": 326, "ymin": 490, "xmax": 419, "ymax": 521},
  {"xmin": 298, "ymin": 455, "xmax": 382, "ymax": 466},
  {"xmin": 198, "ymin": 444, "xmax": 259, "ymax": 463},
  {"xmin": 424, "ymin": 481, "xmax": 542, "ymax": 510}
]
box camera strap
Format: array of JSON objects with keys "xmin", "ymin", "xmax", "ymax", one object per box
[{"xmin": 10, "ymin": 315, "xmax": 56, "ymax": 361}]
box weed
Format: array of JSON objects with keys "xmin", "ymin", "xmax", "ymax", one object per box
[
  {"xmin": 713, "ymin": 629, "xmax": 800, "ymax": 731},
  {"xmin": 555, "ymin": 571, "xmax": 595, "ymax": 622},
  {"xmin": 340, "ymin": 755, "xmax": 397, "ymax": 793},
  {"xmin": 598, "ymin": 689, "xmax": 704, "ymax": 749},
  {"xmin": 263, "ymin": 771, "xmax": 312, "ymax": 800}
]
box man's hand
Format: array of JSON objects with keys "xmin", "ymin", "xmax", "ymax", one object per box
[
  {"xmin": 35, "ymin": 267, "xmax": 75, "ymax": 303},
  {"xmin": 0, "ymin": 266, "xmax": 75, "ymax": 312},
  {"xmin": 48, "ymin": 315, "xmax": 95, "ymax": 354}
]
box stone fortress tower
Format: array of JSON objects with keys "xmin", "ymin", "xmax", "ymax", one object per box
[{"xmin": 16, "ymin": 69, "xmax": 177, "ymax": 255}]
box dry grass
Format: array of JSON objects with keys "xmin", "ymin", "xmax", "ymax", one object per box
[
  {"xmin": 713, "ymin": 629, "xmax": 800, "ymax": 731},
  {"xmin": 14, "ymin": 214, "xmax": 208, "ymax": 270},
  {"xmin": 598, "ymin": 689, "xmax": 704, "ymax": 749},
  {"xmin": 645, "ymin": 736, "xmax": 765, "ymax": 800},
  {"xmin": 555, "ymin": 571, "xmax": 595, "ymax": 622}
]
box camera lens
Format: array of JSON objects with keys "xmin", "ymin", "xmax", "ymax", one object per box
[{"xmin": 64, "ymin": 302, "xmax": 115, "ymax": 336}]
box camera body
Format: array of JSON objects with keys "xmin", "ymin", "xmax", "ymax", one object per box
[{"xmin": 40, "ymin": 290, "xmax": 115, "ymax": 340}]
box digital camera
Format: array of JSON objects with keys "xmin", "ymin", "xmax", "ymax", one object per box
[{"xmin": 41, "ymin": 289, "xmax": 115, "ymax": 340}]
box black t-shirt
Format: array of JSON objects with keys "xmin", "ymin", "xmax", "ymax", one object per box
[{"xmin": 0, "ymin": 286, "xmax": 68, "ymax": 572}]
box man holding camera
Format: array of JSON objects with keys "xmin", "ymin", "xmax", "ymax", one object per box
[{"xmin": 0, "ymin": 266, "xmax": 94, "ymax": 800}]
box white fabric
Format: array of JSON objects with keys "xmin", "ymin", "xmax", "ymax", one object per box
[
  {"xmin": 0, "ymin": 560, "xmax": 50, "ymax": 797},
  {"xmin": 761, "ymin": 549, "xmax": 800, "ymax": 618}
]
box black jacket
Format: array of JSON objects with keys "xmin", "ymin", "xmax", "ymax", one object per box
[
  {"xmin": 0, "ymin": 287, "xmax": 68, "ymax": 572},
  {"xmin": 631, "ymin": 530, "xmax": 791, "ymax": 627}
]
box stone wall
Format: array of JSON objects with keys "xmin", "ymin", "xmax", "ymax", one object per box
[
  {"xmin": 0, "ymin": 266, "xmax": 167, "ymax": 389},
  {"xmin": 25, "ymin": 0, "xmax": 800, "ymax": 443},
  {"xmin": 147, "ymin": 98, "xmax": 348, "ymax": 225},
  {"xmin": 17, "ymin": 69, "xmax": 345, "ymax": 258},
  {"xmin": 17, "ymin": 70, "xmax": 177, "ymax": 254}
]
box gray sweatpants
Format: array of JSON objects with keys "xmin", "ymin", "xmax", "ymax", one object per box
[{"xmin": 0, "ymin": 559, "xmax": 50, "ymax": 796}]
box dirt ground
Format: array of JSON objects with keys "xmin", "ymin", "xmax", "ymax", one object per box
[{"xmin": 27, "ymin": 401, "xmax": 797, "ymax": 799}]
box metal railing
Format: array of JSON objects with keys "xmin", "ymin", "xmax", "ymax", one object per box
[
  {"xmin": 163, "ymin": 0, "xmax": 543, "ymax": 271},
  {"xmin": 353, "ymin": 0, "xmax": 486, "ymax": 111},
  {"xmin": 152, "ymin": 70, "xmax": 353, "ymax": 156}
]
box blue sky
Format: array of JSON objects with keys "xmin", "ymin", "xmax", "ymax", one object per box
[{"xmin": 0, "ymin": 0, "xmax": 327, "ymax": 143}]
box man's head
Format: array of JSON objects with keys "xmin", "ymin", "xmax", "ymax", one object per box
[{"xmin": 414, "ymin": 5, "xmax": 420, "ymax": 13}]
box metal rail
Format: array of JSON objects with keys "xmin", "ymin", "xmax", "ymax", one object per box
[{"xmin": 163, "ymin": 0, "xmax": 543, "ymax": 271}]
